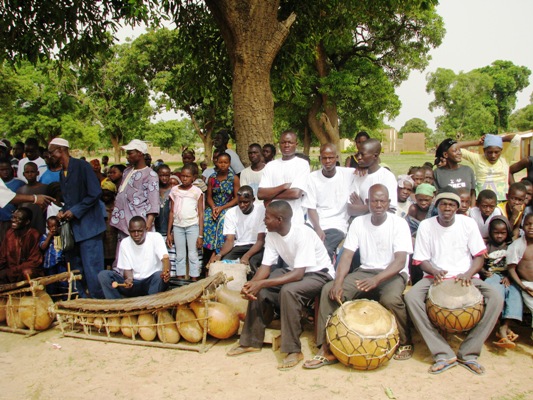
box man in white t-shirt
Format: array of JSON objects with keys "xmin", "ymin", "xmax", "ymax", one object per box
[
  {"xmin": 210, "ymin": 186, "xmax": 266, "ymax": 273},
  {"xmin": 98, "ymin": 216, "xmax": 170, "ymax": 299},
  {"xmin": 258, "ymin": 130, "xmax": 310, "ymax": 225},
  {"xmin": 304, "ymin": 143, "xmax": 354, "ymax": 260},
  {"xmin": 239, "ymin": 143, "xmax": 265, "ymax": 203},
  {"xmin": 227, "ymin": 200, "xmax": 334, "ymax": 370},
  {"xmin": 405, "ymin": 188, "xmax": 503, "ymax": 375},
  {"xmin": 304, "ymin": 184, "xmax": 414, "ymax": 369},
  {"xmin": 348, "ymin": 139, "xmax": 398, "ymax": 216}
]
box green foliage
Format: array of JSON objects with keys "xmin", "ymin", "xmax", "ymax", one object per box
[
  {"xmin": 145, "ymin": 119, "xmax": 197, "ymax": 151},
  {"xmin": 400, "ymin": 151, "xmax": 427, "ymax": 155},
  {"xmin": 399, "ymin": 118, "xmax": 433, "ymax": 137},
  {"xmin": 509, "ymin": 103, "xmax": 533, "ymax": 132}
]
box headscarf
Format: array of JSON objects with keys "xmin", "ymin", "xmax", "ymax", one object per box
[
  {"xmin": 483, "ymin": 134, "xmax": 503, "ymax": 149},
  {"xmin": 397, "ymin": 174, "xmax": 415, "ymax": 188},
  {"xmin": 101, "ymin": 178, "xmax": 117, "ymax": 193},
  {"xmin": 415, "ymin": 183, "xmax": 436, "ymax": 197}
]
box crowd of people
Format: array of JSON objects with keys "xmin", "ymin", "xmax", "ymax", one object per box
[{"xmin": 0, "ymin": 129, "xmax": 532, "ymax": 374}]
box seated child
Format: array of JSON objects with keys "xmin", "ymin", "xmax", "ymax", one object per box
[
  {"xmin": 481, "ymin": 216, "xmax": 522, "ymax": 348},
  {"xmin": 457, "ymin": 187, "xmax": 472, "ymax": 216},
  {"xmin": 39, "ymin": 216, "xmax": 68, "ymax": 299},
  {"xmin": 507, "ymin": 213, "xmax": 533, "ymax": 341},
  {"xmin": 0, "ymin": 207, "xmax": 43, "ymax": 283},
  {"xmin": 406, "ymin": 183, "xmax": 436, "ymax": 237},
  {"xmin": 470, "ymin": 189, "xmax": 502, "ymax": 240},
  {"xmin": 497, "ymin": 182, "xmax": 526, "ymax": 240},
  {"xmin": 396, "ymin": 174, "xmax": 415, "ymax": 218}
]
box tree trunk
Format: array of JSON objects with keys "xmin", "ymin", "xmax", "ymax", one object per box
[
  {"xmin": 204, "ymin": 0, "xmax": 296, "ymax": 163},
  {"xmin": 110, "ymin": 135, "xmax": 121, "ymax": 163},
  {"xmin": 187, "ymin": 107, "xmax": 215, "ymax": 165},
  {"xmin": 303, "ymin": 126, "xmax": 311, "ymax": 156}
]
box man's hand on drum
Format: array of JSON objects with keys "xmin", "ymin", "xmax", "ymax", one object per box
[
  {"xmin": 355, "ymin": 277, "xmax": 378, "ymax": 292},
  {"xmin": 455, "ymin": 273, "xmax": 472, "ymax": 286},
  {"xmin": 328, "ymin": 283, "xmax": 343, "ymax": 304},
  {"xmin": 241, "ymin": 281, "xmax": 263, "ymax": 301},
  {"xmin": 433, "ymin": 269, "xmax": 448, "ymax": 284}
]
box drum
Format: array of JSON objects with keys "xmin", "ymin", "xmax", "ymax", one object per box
[
  {"xmin": 208, "ymin": 261, "xmax": 249, "ymax": 291},
  {"xmin": 325, "ymin": 300, "xmax": 399, "ymax": 370},
  {"xmin": 426, "ymin": 280, "xmax": 484, "ymax": 333}
]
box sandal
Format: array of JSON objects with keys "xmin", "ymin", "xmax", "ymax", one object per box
[
  {"xmin": 493, "ymin": 337, "xmax": 516, "ymax": 349},
  {"xmin": 458, "ymin": 359, "xmax": 485, "ymax": 375},
  {"xmin": 393, "ymin": 344, "xmax": 414, "ymax": 360},
  {"xmin": 226, "ymin": 344, "xmax": 261, "ymax": 357},
  {"xmin": 496, "ymin": 331, "xmax": 519, "ymax": 342},
  {"xmin": 428, "ymin": 358, "xmax": 458, "ymax": 375},
  {"xmin": 303, "ymin": 355, "xmax": 339, "ymax": 369},
  {"xmin": 278, "ymin": 352, "xmax": 304, "ymax": 370}
]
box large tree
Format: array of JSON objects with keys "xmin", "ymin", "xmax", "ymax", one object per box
[
  {"xmin": 509, "ymin": 93, "xmax": 533, "ymax": 132},
  {"xmin": 399, "ymin": 118, "xmax": 433, "ymax": 137}
]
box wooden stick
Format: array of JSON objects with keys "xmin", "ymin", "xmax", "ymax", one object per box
[{"xmin": 112, "ymin": 282, "xmax": 128, "ymax": 288}]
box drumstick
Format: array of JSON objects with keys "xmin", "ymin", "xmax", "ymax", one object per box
[{"xmin": 111, "ymin": 282, "xmax": 128, "ymax": 288}]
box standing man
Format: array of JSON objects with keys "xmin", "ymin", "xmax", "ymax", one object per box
[
  {"xmin": 213, "ymin": 129, "xmax": 245, "ymax": 175},
  {"xmin": 17, "ymin": 138, "xmax": 48, "ymax": 183},
  {"xmin": 262, "ymin": 144, "xmax": 276, "ymax": 164},
  {"xmin": 304, "ymin": 143, "xmax": 354, "ymax": 260},
  {"xmin": 304, "ymin": 184, "xmax": 414, "ymax": 368},
  {"xmin": 258, "ymin": 130, "xmax": 310, "ymax": 225},
  {"xmin": 48, "ymin": 137, "xmax": 106, "ymax": 298},
  {"xmin": 227, "ymin": 201, "xmax": 334, "ymax": 370},
  {"xmin": 239, "ymin": 143, "xmax": 266, "ymax": 202},
  {"xmin": 110, "ymin": 139, "xmax": 159, "ymax": 254},
  {"xmin": 349, "ymin": 139, "xmax": 398, "ymax": 216},
  {"xmin": 405, "ymin": 187, "xmax": 503, "ymax": 375}
]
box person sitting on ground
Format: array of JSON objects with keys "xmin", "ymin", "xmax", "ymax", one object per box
[
  {"xmin": 209, "ymin": 186, "xmax": 266, "ymax": 275},
  {"xmin": 227, "ymin": 200, "xmax": 334, "ymax": 370},
  {"xmin": 406, "ymin": 183, "xmax": 436, "ymax": 237},
  {"xmin": 457, "ymin": 133, "xmax": 520, "ymax": 202},
  {"xmin": 0, "ymin": 207, "xmax": 43, "ymax": 284},
  {"xmin": 262, "ymin": 143, "xmax": 276, "ymax": 164},
  {"xmin": 480, "ymin": 216, "xmax": 522, "ymax": 349},
  {"xmin": 497, "ymin": 182, "xmax": 526, "ymax": 240},
  {"xmin": 470, "ymin": 189, "xmax": 502, "ymax": 240},
  {"xmin": 396, "ymin": 174, "xmax": 415, "ymax": 218},
  {"xmin": 404, "ymin": 187, "xmax": 503, "ymax": 375},
  {"xmin": 457, "ymin": 187, "xmax": 472, "ymax": 216},
  {"xmin": 98, "ymin": 216, "xmax": 170, "ymax": 299},
  {"xmin": 239, "ymin": 143, "xmax": 266, "ymax": 203},
  {"xmin": 303, "ymin": 184, "xmax": 414, "ymax": 369},
  {"xmin": 507, "ymin": 213, "xmax": 533, "ymax": 341},
  {"xmin": 16, "ymin": 162, "xmax": 48, "ymax": 235},
  {"xmin": 303, "ymin": 143, "xmax": 354, "ymax": 261}
]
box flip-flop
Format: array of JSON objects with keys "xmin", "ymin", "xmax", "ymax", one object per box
[
  {"xmin": 496, "ymin": 331, "xmax": 519, "ymax": 342},
  {"xmin": 278, "ymin": 352, "xmax": 304, "ymax": 370},
  {"xmin": 458, "ymin": 359, "xmax": 485, "ymax": 375},
  {"xmin": 493, "ymin": 337, "xmax": 516, "ymax": 349},
  {"xmin": 303, "ymin": 355, "xmax": 339, "ymax": 369},
  {"xmin": 393, "ymin": 345, "xmax": 414, "ymax": 360},
  {"xmin": 226, "ymin": 344, "xmax": 261, "ymax": 357},
  {"xmin": 428, "ymin": 359, "xmax": 458, "ymax": 375}
]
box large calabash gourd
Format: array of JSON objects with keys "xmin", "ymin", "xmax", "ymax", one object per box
[
  {"xmin": 6, "ymin": 297, "xmax": 25, "ymax": 329},
  {"xmin": 120, "ymin": 315, "xmax": 139, "ymax": 338},
  {"xmin": 157, "ymin": 310, "xmax": 180, "ymax": 344},
  {"xmin": 107, "ymin": 317, "xmax": 122, "ymax": 333},
  {"xmin": 0, "ymin": 297, "xmax": 7, "ymax": 323},
  {"xmin": 216, "ymin": 286, "xmax": 248, "ymax": 321},
  {"xmin": 190, "ymin": 300, "xmax": 239, "ymax": 340},
  {"xmin": 175, "ymin": 304, "xmax": 203, "ymax": 343},
  {"xmin": 18, "ymin": 291, "xmax": 55, "ymax": 330},
  {"xmin": 138, "ymin": 313, "xmax": 157, "ymax": 341}
]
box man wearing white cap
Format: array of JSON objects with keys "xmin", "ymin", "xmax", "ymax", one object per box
[
  {"xmin": 48, "ymin": 137, "xmax": 107, "ymax": 298},
  {"xmin": 110, "ymin": 140, "xmax": 159, "ymax": 269}
]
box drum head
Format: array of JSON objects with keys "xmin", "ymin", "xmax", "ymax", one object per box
[
  {"xmin": 340, "ymin": 300, "xmax": 395, "ymax": 337},
  {"xmin": 428, "ymin": 280, "xmax": 482, "ymax": 310}
]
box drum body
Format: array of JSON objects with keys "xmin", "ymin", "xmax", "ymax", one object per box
[
  {"xmin": 208, "ymin": 262, "xmax": 249, "ymax": 291},
  {"xmin": 326, "ymin": 300, "xmax": 399, "ymax": 370},
  {"xmin": 426, "ymin": 280, "xmax": 484, "ymax": 333}
]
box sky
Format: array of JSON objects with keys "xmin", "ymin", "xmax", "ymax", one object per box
[{"xmin": 118, "ymin": 0, "xmax": 533, "ymax": 130}]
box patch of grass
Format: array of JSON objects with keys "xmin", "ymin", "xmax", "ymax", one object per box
[{"xmin": 492, "ymin": 391, "xmax": 533, "ymax": 400}]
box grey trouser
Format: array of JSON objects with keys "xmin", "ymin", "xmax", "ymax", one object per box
[
  {"xmin": 316, "ymin": 269, "xmax": 411, "ymax": 347},
  {"xmin": 405, "ymin": 278, "xmax": 503, "ymax": 361},
  {"xmin": 239, "ymin": 268, "xmax": 331, "ymax": 353}
]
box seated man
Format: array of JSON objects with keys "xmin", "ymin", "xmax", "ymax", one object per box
[
  {"xmin": 304, "ymin": 143, "xmax": 354, "ymax": 261},
  {"xmin": 209, "ymin": 186, "xmax": 266, "ymax": 274},
  {"xmin": 226, "ymin": 201, "xmax": 334, "ymax": 370},
  {"xmin": 0, "ymin": 207, "xmax": 43, "ymax": 283},
  {"xmin": 98, "ymin": 216, "xmax": 170, "ymax": 299},
  {"xmin": 404, "ymin": 187, "xmax": 503, "ymax": 375},
  {"xmin": 304, "ymin": 184, "xmax": 414, "ymax": 369}
]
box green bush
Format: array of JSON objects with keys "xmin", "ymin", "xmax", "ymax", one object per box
[{"xmin": 400, "ymin": 151, "xmax": 427, "ymax": 155}]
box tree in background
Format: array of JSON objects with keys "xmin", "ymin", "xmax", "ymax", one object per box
[
  {"xmin": 145, "ymin": 119, "xmax": 197, "ymax": 152},
  {"xmin": 399, "ymin": 118, "xmax": 433, "ymax": 137},
  {"xmin": 509, "ymin": 93, "xmax": 533, "ymax": 132}
]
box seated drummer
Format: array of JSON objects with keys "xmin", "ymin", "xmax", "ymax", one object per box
[
  {"xmin": 227, "ymin": 200, "xmax": 334, "ymax": 370},
  {"xmin": 98, "ymin": 216, "xmax": 170, "ymax": 299},
  {"xmin": 209, "ymin": 186, "xmax": 266, "ymax": 274},
  {"xmin": 404, "ymin": 187, "xmax": 503, "ymax": 375},
  {"xmin": 0, "ymin": 207, "xmax": 43, "ymax": 284},
  {"xmin": 303, "ymin": 184, "xmax": 414, "ymax": 369}
]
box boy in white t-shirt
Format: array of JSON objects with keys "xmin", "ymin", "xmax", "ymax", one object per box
[
  {"xmin": 98, "ymin": 216, "xmax": 170, "ymax": 299},
  {"xmin": 404, "ymin": 188, "xmax": 503, "ymax": 375}
]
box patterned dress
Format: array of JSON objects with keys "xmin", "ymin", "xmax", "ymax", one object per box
[{"xmin": 203, "ymin": 171, "xmax": 235, "ymax": 252}]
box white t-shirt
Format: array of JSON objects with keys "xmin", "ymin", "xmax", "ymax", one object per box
[
  {"xmin": 262, "ymin": 224, "xmax": 335, "ymax": 278},
  {"xmin": 506, "ymin": 235, "xmax": 527, "ymax": 266},
  {"xmin": 303, "ymin": 167, "xmax": 354, "ymax": 234},
  {"xmin": 239, "ymin": 166, "xmax": 264, "ymax": 204},
  {"xmin": 259, "ymin": 157, "xmax": 310, "ymax": 225},
  {"xmin": 223, "ymin": 203, "xmax": 266, "ymax": 246},
  {"xmin": 344, "ymin": 213, "xmax": 413, "ymax": 274},
  {"xmin": 413, "ymin": 215, "xmax": 486, "ymax": 278},
  {"xmin": 350, "ymin": 167, "xmax": 398, "ymax": 211},
  {"xmin": 118, "ymin": 232, "xmax": 169, "ymax": 280},
  {"xmin": 225, "ymin": 149, "xmax": 245, "ymax": 174},
  {"xmin": 469, "ymin": 206, "xmax": 502, "ymax": 239},
  {"xmin": 17, "ymin": 157, "xmax": 48, "ymax": 183}
]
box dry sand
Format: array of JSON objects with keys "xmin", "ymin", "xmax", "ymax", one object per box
[{"xmin": 0, "ymin": 320, "xmax": 532, "ymax": 400}]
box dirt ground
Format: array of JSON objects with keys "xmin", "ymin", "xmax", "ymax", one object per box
[{"xmin": 0, "ymin": 319, "xmax": 532, "ymax": 400}]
